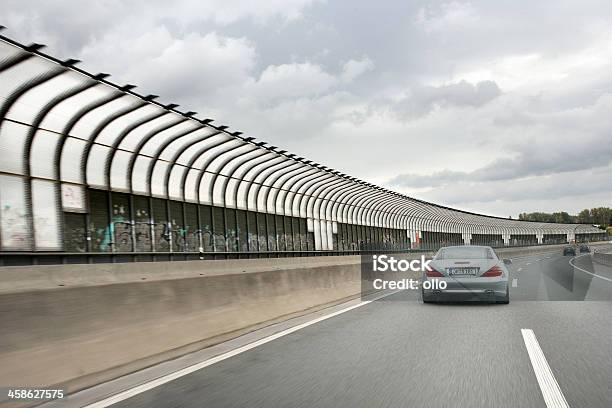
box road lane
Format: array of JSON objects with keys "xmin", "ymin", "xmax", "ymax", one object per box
[
  {"xmin": 110, "ymin": 291, "xmax": 546, "ymax": 408},
  {"xmin": 99, "ymin": 251, "xmax": 612, "ymax": 408},
  {"xmin": 508, "ymin": 251, "xmax": 612, "ymax": 301},
  {"xmin": 521, "ymin": 329, "xmax": 570, "ymax": 408}
]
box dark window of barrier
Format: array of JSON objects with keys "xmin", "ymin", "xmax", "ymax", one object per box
[
  {"xmin": 332, "ymin": 230, "xmax": 338, "ymax": 250},
  {"xmin": 133, "ymin": 195, "xmax": 151, "ymax": 251},
  {"xmin": 510, "ymin": 234, "xmax": 538, "ymax": 246},
  {"xmin": 169, "ymin": 201, "xmax": 184, "ymax": 252},
  {"xmin": 237, "ymin": 209, "xmax": 248, "ymax": 252},
  {"xmin": 257, "ymin": 212, "xmax": 267, "ymax": 251},
  {"xmin": 299, "ymin": 217, "xmax": 307, "ymax": 251},
  {"xmin": 111, "ymin": 192, "xmax": 131, "ymax": 252},
  {"xmin": 89, "ymin": 190, "xmax": 110, "ymax": 252},
  {"xmin": 64, "ymin": 212, "xmax": 87, "ymax": 252},
  {"xmin": 200, "ymin": 205, "xmax": 213, "ymax": 252},
  {"xmin": 152, "ymin": 198, "xmax": 169, "ymax": 252},
  {"xmin": 184, "ymin": 203, "xmax": 198, "ymax": 252},
  {"xmin": 543, "ymin": 234, "xmax": 566, "ymax": 244},
  {"xmin": 212, "ymin": 206, "xmax": 225, "ymax": 251},
  {"xmin": 266, "ymin": 213, "xmax": 276, "ymax": 251},
  {"xmin": 226, "ymin": 208, "xmax": 237, "ymax": 252},
  {"xmin": 247, "ymin": 210, "xmax": 258, "ymax": 251},
  {"xmin": 276, "ymin": 215, "xmax": 285, "ymax": 251},
  {"xmin": 471, "ymin": 233, "xmax": 504, "ymax": 247},
  {"xmin": 284, "ymin": 216, "xmax": 293, "ymax": 251},
  {"xmin": 292, "ymin": 217, "xmax": 300, "ymax": 251}
]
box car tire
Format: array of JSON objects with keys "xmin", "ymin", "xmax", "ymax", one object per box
[
  {"xmin": 496, "ymin": 286, "xmax": 510, "ymax": 304},
  {"xmin": 422, "ymin": 290, "xmax": 434, "ymax": 303}
]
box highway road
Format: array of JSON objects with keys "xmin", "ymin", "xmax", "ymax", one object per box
[{"xmin": 57, "ymin": 250, "xmax": 612, "ymax": 408}]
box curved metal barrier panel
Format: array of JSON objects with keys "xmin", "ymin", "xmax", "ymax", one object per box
[{"xmin": 0, "ymin": 32, "xmax": 606, "ymax": 263}]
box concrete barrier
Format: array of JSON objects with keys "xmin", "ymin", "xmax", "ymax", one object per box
[
  {"xmin": 593, "ymin": 252, "xmax": 612, "ymax": 267},
  {"xmin": 0, "ymin": 241, "xmax": 609, "ymax": 405},
  {"xmin": 0, "ymin": 254, "xmax": 415, "ymax": 404},
  {"xmin": 495, "ymin": 245, "xmax": 563, "ymax": 259},
  {"xmin": 0, "ymin": 256, "xmax": 366, "ymax": 402}
]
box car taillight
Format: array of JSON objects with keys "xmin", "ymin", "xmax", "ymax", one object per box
[
  {"xmin": 426, "ymin": 267, "xmax": 444, "ymax": 277},
  {"xmin": 481, "ymin": 266, "xmax": 503, "ymax": 277}
]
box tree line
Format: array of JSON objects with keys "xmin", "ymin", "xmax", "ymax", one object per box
[{"xmin": 518, "ymin": 207, "xmax": 612, "ymax": 229}]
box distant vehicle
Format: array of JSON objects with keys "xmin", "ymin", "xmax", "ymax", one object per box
[
  {"xmin": 563, "ymin": 246, "xmax": 576, "ymax": 256},
  {"xmin": 422, "ymin": 245, "xmax": 510, "ymax": 304},
  {"xmin": 579, "ymin": 244, "xmax": 590, "ymax": 253}
]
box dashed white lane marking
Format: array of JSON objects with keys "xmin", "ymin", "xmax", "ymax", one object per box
[
  {"xmin": 82, "ymin": 290, "xmax": 400, "ymax": 408},
  {"xmin": 512, "ymin": 278, "xmax": 518, "ymax": 287},
  {"xmin": 526, "ymin": 262, "xmax": 531, "ymax": 265},
  {"xmin": 569, "ymin": 254, "xmax": 612, "ymax": 283},
  {"xmin": 517, "ymin": 268, "xmax": 523, "ymax": 272},
  {"xmin": 521, "ymin": 329, "xmax": 570, "ymax": 408}
]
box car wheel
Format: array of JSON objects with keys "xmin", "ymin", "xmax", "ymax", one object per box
[
  {"xmin": 496, "ymin": 286, "xmax": 510, "ymax": 304},
  {"xmin": 422, "ymin": 289, "xmax": 434, "ymax": 303}
]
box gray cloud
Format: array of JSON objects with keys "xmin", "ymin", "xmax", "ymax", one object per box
[
  {"xmin": 418, "ymin": 165, "xmax": 612, "ymax": 205},
  {"xmin": 389, "ymin": 141, "xmax": 612, "ymax": 188},
  {"xmin": 393, "ymin": 80, "xmax": 501, "ymax": 118},
  {"xmin": 388, "ymin": 92, "xmax": 612, "ymax": 190}
]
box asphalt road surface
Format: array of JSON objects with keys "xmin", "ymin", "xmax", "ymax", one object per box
[{"xmin": 98, "ymin": 251, "xmax": 612, "ymax": 408}]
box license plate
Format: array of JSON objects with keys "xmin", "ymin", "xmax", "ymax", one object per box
[{"xmin": 447, "ymin": 267, "xmax": 479, "ymax": 276}]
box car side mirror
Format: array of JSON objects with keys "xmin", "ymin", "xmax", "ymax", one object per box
[{"xmin": 503, "ymin": 259, "xmax": 512, "ymax": 265}]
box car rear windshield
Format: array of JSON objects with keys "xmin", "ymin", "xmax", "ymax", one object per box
[{"xmin": 435, "ymin": 247, "xmax": 496, "ymax": 260}]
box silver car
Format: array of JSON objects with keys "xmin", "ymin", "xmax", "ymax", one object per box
[{"xmin": 422, "ymin": 245, "xmax": 510, "ymax": 304}]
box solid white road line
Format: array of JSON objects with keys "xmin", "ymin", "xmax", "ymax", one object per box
[
  {"xmin": 569, "ymin": 254, "xmax": 612, "ymax": 283},
  {"xmin": 512, "ymin": 278, "xmax": 518, "ymax": 287},
  {"xmin": 521, "ymin": 329, "xmax": 570, "ymax": 408},
  {"xmin": 83, "ymin": 290, "xmax": 400, "ymax": 408}
]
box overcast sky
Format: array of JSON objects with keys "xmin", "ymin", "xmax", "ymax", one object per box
[{"xmin": 4, "ymin": 0, "xmax": 612, "ymax": 217}]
